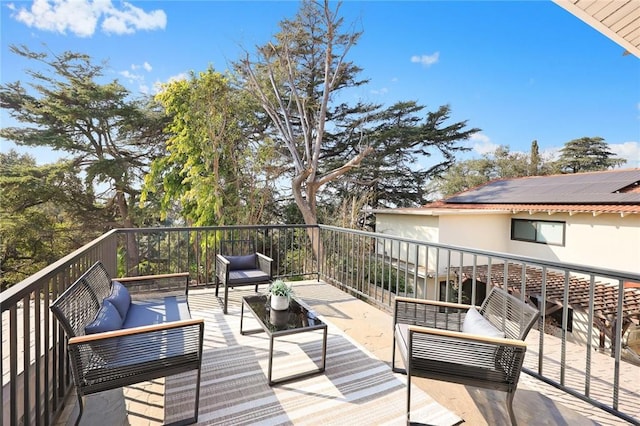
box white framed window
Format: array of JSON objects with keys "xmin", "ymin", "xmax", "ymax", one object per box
[{"xmin": 511, "ymin": 219, "xmax": 565, "ymax": 246}]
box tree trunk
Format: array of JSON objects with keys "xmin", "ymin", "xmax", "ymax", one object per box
[{"xmin": 292, "ymin": 173, "xmax": 324, "ymax": 269}]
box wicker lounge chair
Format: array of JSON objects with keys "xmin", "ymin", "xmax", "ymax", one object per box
[
  {"xmin": 215, "ymin": 240, "xmax": 273, "ymax": 314},
  {"xmin": 393, "ymin": 286, "xmax": 540, "ymax": 425}
]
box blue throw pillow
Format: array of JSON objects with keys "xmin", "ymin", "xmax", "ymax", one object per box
[
  {"xmin": 227, "ymin": 254, "xmax": 257, "ymax": 271},
  {"xmin": 85, "ymin": 300, "xmax": 123, "ymax": 334},
  {"xmin": 104, "ymin": 281, "xmax": 131, "ymax": 319}
]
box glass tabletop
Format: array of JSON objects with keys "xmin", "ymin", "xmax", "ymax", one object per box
[{"xmin": 242, "ymin": 294, "xmax": 325, "ymax": 333}]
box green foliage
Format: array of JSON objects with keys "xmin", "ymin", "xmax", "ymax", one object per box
[
  {"xmin": 0, "ymin": 150, "xmax": 106, "ymax": 289},
  {"xmin": 236, "ymin": 0, "xmax": 373, "ymax": 229},
  {"xmin": 142, "ymin": 68, "xmax": 277, "ymax": 226},
  {"xmin": 268, "ymin": 279, "xmax": 294, "ymax": 298},
  {"xmin": 432, "ymin": 145, "xmax": 558, "ymax": 197},
  {"xmin": 0, "ymin": 45, "xmax": 166, "ymax": 233},
  {"xmin": 325, "ymin": 102, "xmax": 479, "ymax": 214},
  {"xmin": 556, "ymin": 136, "xmax": 626, "ymax": 173},
  {"xmin": 364, "ymin": 260, "xmax": 411, "ymax": 294}
]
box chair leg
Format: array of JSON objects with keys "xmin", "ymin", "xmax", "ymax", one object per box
[
  {"xmin": 506, "ymin": 391, "xmax": 517, "ymax": 426},
  {"xmin": 215, "ymin": 278, "xmax": 219, "ymax": 297},
  {"xmin": 74, "ymin": 392, "xmax": 84, "ymax": 426},
  {"xmin": 194, "ymin": 365, "xmax": 202, "ymax": 423},
  {"xmin": 406, "ymin": 369, "xmax": 412, "ymax": 425},
  {"xmin": 391, "ymin": 334, "xmax": 398, "ymax": 372},
  {"xmin": 224, "ymin": 284, "xmax": 229, "ymax": 314}
]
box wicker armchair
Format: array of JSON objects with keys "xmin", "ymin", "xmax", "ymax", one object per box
[
  {"xmin": 392, "ymin": 287, "xmax": 540, "ymax": 425},
  {"xmin": 215, "ymin": 240, "xmax": 273, "ymax": 314}
]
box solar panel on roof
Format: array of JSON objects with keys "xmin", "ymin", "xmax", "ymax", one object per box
[{"xmin": 446, "ymin": 169, "xmax": 640, "ymax": 204}]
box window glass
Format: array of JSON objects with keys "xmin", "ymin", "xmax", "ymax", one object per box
[
  {"xmin": 513, "ymin": 220, "xmax": 536, "ymax": 241},
  {"xmin": 511, "ymin": 219, "xmax": 565, "ymax": 246},
  {"xmin": 537, "ymin": 221, "xmax": 564, "ymax": 245}
]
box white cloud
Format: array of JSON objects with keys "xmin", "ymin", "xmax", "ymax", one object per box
[
  {"xmin": 11, "ymin": 0, "xmax": 166, "ymax": 37},
  {"xmin": 119, "ymin": 69, "xmax": 143, "ymax": 83},
  {"xmin": 131, "ymin": 62, "xmax": 153, "ymax": 72},
  {"xmin": 101, "ymin": 2, "xmax": 166, "ymax": 35},
  {"xmin": 410, "ymin": 52, "xmax": 440, "ymax": 67},
  {"xmin": 610, "ymin": 141, "xmax": 640, "ymax": 168},
  {"xmin": 470, "ymin": 132, "xmax": 498, "ymax": 155},
  {"xmin": 370, "ymin": 87, "xmax": 388, "ymax": 95}
]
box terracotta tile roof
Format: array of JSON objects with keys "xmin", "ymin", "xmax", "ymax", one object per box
[
  {"xmin": 423, "ymin": 201, "xmax": 640, "ymax": 215},
  {"xmin": 456, "ymin": 264, "xmax": 640, "ymax": 326}
]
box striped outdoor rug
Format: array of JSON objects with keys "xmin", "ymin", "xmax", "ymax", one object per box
[{"xmin": 164, "ymin": 292, "xmax": 462, "ymax": 425}]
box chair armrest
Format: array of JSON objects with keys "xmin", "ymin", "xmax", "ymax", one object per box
[
  {"xmin": 256, "ymin": 253, "xmax": 273, "ymax": 276},
  {"xmin": 115, "ymin": 272, "xmax": 190, "ymax": 283},
  {"xmin": 114, "ymin": 272, "xmax": 190, "ymax": 297},
  {"xmin": 216, "ymin": 254, "xmax": 230, "ymax": 282},
  {"xmin": 408, "ymin": 324, "xmax": 526, "ymax": 349},
  {"xmin": 69, "ymin": 318, "xmax": 205, "ymax": 345}
]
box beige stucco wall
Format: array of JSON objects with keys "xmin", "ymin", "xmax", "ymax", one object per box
[
  {"xmin": 507, "ymin": 212, "xmax": 640, "ymax": 275},
  {"xmin": 375, "ymin": 212, "xmax": 514, "ymax": 273},
  {"xmin": 375, "ymin": 213, "xmax": 440, "ymax": 272},
  {"xmin": 376, "ymin": 210, "xmax": 639, "ymax": 275},
  {"xmin": 437, "ymin": 213, "xmax": 511, "ymax": 253},
  {"xmin": 375, "ymin": 212, "xmax": 439, "ymax": 242}
]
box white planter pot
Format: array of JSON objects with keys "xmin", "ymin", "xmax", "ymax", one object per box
[{"xmin": 270, "ymin": 295, "xmax": 290, "ymax": 311}]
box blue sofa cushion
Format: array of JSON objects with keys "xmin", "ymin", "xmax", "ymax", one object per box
[
  {"xmin": 122, "ymin": 295, "xmax": 191, "ymax": 328},
  {"xmin": 226, "ymin": 254, "xmax": 257, "ymax": 271},
  {"xmin": 85, "ymin": 300, "xmax": 123, "ymax": 334},
  {"xmin": 105, "ymin": 280, "xmax": 131, "ymax": 319},
  {"xmin": 228, "ymin": 269, "xmax": 270, "ymax": 285}
]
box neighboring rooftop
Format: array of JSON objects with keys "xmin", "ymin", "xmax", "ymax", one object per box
[{"xmin": 445, "ymin": 169, "xmax": 640, "ymax": 205}]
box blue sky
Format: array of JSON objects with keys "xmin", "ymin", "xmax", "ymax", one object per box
[{"xmin": 1, "ymin": 0, "xmax": 639, "ymax": 168}]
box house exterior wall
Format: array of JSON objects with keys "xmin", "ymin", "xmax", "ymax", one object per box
[
  {"xmin": 375, "ymin": 213, "xmax": 439, "ymax": 242},
  {"xmin": 438, "ymin": 214, "xmax": 511, "ymax": 253},
  {"xmin": 375, "ymin": 213, "xmax": 440, "ymax": 272},
  {"xmin": 507, "ymin": 212, "xmax": 640, "ymax": 275},
  {"xmin": 377, "ymin": 211, "xmax": 639, "ymax": 275}
]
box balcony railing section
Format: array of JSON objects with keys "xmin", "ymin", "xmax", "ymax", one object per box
[
  {"xmin": 0, "ymin": 230, "xmax": 118, "ymax": 426},
  {"xmin": 2, "ymin": 224, "xmax": 639, "ymax": 425},
  {"xmin": 317, "ymin": 225, "xmax": 640, "ymax": 425},
  {"xmin": 115, "ymin": 225, "xmax": 319, "ymax": 282}
]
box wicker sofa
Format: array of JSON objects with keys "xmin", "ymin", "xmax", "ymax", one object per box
[
  {"xmin": 50, "ymin": 261, "xmax": 204, "ymax": 426},
  {"xmin": 392, "ymin": 287, "xmax": 540, "ymax": 425}
]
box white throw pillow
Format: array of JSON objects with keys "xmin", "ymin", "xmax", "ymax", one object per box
[{"xmin": 462, "ymin": 307, "xmax": 505, "ymax": 338}]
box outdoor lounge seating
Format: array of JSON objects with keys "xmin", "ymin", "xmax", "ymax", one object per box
[
  {"xmin": 50, "ymin": 261, "xmax": 205, "ymax": 426},
  {"xmin": 392, "ymin": 286, "xmax": 540, "ymax": 425},
  {"xmin": 215, "ymin": 240, "xmax": 273, "ymax": 314}
]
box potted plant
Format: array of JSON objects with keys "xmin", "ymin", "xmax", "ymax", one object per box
[{"xmin": 268, "ymin": 279, "xmax": 294, "ymax": 310}]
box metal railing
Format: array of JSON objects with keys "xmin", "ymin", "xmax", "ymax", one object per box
[
  {"xmin": 317, "ymin": 225, "xmax": 640, "ymax": 425},
  {"xmin": 2, "ymin": 224, "xmax": 638, "ymax": 425}
]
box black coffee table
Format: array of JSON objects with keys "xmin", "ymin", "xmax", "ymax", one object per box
[{"xmin": 240, "ymin": 294, "xmax": 328, "ymax": 385}]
